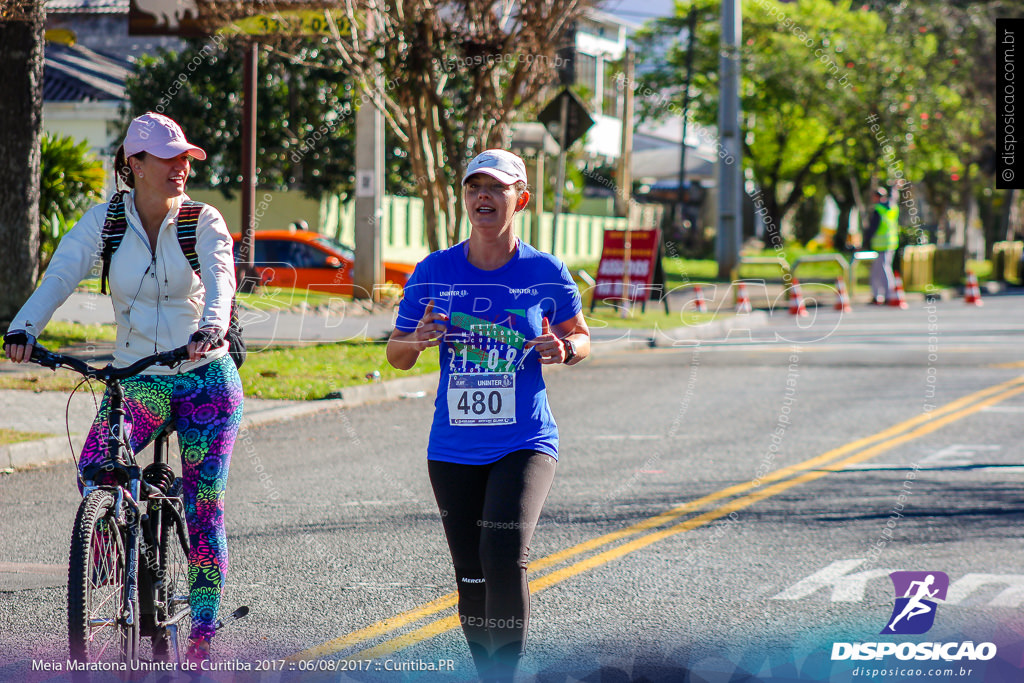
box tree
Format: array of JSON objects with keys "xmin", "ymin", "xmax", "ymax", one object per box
[
  {"xmin": 636, "ymin": 0, "xmax": 891, "ymax": 247},
  {"xmin": 0, "ymin": 0, "xmax": 44, "ymax": 326},
  {"xmin": 862, "ymin": 0, "xmax": 1017, "ymax": 253},
  {"xmin": 322, "ymin": 0, "xmax": 591, "ymax": 251},
  {"xmin": 38, "ymin": 133, "xmax": 105, "ymax": 272},
  {"xmin": 126, "ymin": 38, "xmax": 357, "ymax": 200}
]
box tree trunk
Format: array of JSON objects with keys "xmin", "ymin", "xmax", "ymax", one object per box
[
  {"xmin": 0, "ymin": 1, "xmax": 45, "ymax": 327},
  {"xmin": 835, "ymin": 201, "xmax": 853, "ymax": 251},
  {"xmin": 761, "ymin": 186, "xmax": 783, "ymax": 248}
]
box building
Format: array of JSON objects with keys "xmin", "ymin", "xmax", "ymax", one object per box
[{"xmin": 43, "ymin": 0, "xmax": 186, "ymax": 192}]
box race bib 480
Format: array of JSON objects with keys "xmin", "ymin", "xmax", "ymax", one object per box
[{"xmin": 447, "ymin": 373, "xmax": 516, "ymax": 426}]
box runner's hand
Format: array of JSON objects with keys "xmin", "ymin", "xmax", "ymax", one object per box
[
  {"xmin": 412, "ymin": 300, "xmax": 448, "ymax": 352},
  {"xmin": 526, "ymin": 317, "xmax": 564, "ymax": 364},
  {"xmin": 3, "ymin": 330, "xmax": 35, "ymax": 364}
]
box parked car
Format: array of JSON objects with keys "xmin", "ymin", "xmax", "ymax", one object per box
[{"xmin": 231, "ymin": 229, "xmax": 414, "ymax": 295}]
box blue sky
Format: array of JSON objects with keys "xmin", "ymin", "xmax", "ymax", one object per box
[{"xmin": 601, "ymin": 0, "xmax": 678, "ymax": 24}]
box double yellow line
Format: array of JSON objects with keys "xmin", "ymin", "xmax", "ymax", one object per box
[{"xmin": 293, "ymin": 374, "xmax": 1024, "ymax": 662}]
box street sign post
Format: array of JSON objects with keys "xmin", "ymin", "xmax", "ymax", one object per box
[
  {"xmin": 538, "ymin": 88, "xmax": 594, "ymax": 256},
  {"xmin": 538, "ymin": 87, "xmax": 594, "ymax": 151}
]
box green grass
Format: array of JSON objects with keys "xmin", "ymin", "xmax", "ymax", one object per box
[
  {"xmin": 36, "ymin": 321, "xmax": 116, "ymax": 348},
  {"xmin": 236, "ymin": 286, "xmax": 352, "ymax": 311},
  {"xmin": 0, "ymin": 370, "xmax": 95, "ymax": 393},
  {"xmin": 240, "ymin": 341, "xmax": 439, "ymax": 401},
  {"xmin": 0, "ymin": 427, "xmax": 56, "ymax": 445},
  {"xmin": 0, "ymin": 340, "xmax": 437, "ymax": 401},
  {"xmin": 966, "ymin": 260, "xmax": 993, "ymax": 282}
]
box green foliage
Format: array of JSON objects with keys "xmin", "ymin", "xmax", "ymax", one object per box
[
  {"xmin": 38, "ymin": 133, "xmax": 104, "ymax": 272},
  {"xmin": 636, "ymin": 0, "xmax": 889, "ymax": 239},
  {"xmin": 635, "ymin": 0, "xmax": 1007, "ymax": 250},
  {"xmin": 125, "ymin": 38, "xmax": 357, "ymax": 200}
]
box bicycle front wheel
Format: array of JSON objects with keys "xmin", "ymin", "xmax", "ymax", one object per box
[
  {"xmin": 153, "ymin": 488, "xmax": 191, "ymax": 663},
  {"xmin": 68, "ymin": 489, "xmax": 138, "ymax": 663}
]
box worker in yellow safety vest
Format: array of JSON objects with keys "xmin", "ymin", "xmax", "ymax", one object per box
[{"xmin": 863, "ymin": 187, "xmax": 900, "ymax": 304}]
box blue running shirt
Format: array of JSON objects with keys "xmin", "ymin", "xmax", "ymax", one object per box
[{"xmin": 394, "ymin": 241, "xmax": 582, "ymax": 465}]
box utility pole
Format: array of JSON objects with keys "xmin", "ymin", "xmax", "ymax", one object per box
[
  {"xmin": 354, "ymin": 101, "xmax": 383, "ymax": 301},
  {"xmin": 676, "ymin": 7, "xmax": 697, "ymax": 232},
  {"xmin": 237, "ymin": 40, "xmax": 259, "ymax": 292},
  {"xmin": 717, "ymin": 0, "xmax": 742, "ymax": 280},
  {"xmin": 354, "ymin": 8, "xmax": 383, "ymax": 301},
  {"xmin": 615, "ymin": 48, "xmax": 634, "ymax": 221}
]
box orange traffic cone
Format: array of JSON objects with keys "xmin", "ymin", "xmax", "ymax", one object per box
[
  {"xmin": 789, "ymin": 278, "xmax": 808, "ymax": 316},
  {"xmin": 888, "ymin": 272, "xmax": 909, "ymax": 309},
  {"xmin": 692, "ymin": 285, "xmax": 708, "ymax": 313},
  {"xmin": 834, "ymin": 277, "xmax": 852, "ymax": 312},
  {"xmin": 964, "ymin": 270, "xmax": 984, "ymax": 306},
  {"xmin": 735, "ymin": 282, "xmax": 752, "ymax": 313}
]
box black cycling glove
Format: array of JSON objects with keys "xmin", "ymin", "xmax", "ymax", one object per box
[
  {"xmin": 3, "ymin": 331, "xmax": 33, "ymax": 348},
  {"xmin": 189, "ymin": 328, "xmax": 223, "ymax": 347}
]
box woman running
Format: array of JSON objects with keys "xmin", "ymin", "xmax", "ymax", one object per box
[{"xmin": 386, "ymin": 149, "xmax": 590, "ymax": 682}]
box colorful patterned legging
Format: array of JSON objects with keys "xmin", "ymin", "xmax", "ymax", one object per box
[{"xmin": 78, "ymin": 355, "xmax": 244, "ymax": 642}]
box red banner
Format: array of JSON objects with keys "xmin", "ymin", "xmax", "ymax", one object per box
[{"xmin": 593, "ymin": 228, "xmax": 662, "ymax": 303}]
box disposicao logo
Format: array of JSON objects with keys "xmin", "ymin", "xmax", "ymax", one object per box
[
  {"xmin": 882, "ymin": 570, "xmax": 948, "ymax": 635},
  {"xmin": 831, "ymin": 570, "xmax": 997, "ymax": 663}
]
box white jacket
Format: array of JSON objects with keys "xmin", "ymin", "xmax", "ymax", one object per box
[{"xmin": 11, "ymin": 191, "xmax": 236, "ymax": 375}]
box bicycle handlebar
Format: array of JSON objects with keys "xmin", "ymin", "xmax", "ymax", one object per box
[{"xmin": 29, "ymin": 344, "xmax": 191, "ymax": 382}]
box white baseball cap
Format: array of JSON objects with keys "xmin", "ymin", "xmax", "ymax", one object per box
[
  {"xmin": 462, "ymin": 149, "xmax": 528, "ymax": 186},
  {"xmin": 123, "ymin": 112, "xmax": 207, "ymax": 160}
]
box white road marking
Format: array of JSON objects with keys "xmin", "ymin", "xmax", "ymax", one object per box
[{"xmin": 773, "ymin": 560, "xmax": 1024, "ymax": 607}]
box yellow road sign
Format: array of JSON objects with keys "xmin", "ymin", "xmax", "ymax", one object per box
[{"xmin": 218, "ymin": 9, "xmax": 350, "ymax": 36}]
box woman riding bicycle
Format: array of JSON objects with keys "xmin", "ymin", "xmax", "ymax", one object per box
[
  {"xmin": 2, "ymin": 112, "xmax": 243, "ymax": 664},
  {"xmin": 386, "ymin": 149, "xmax": 590, "ymax": 682}
]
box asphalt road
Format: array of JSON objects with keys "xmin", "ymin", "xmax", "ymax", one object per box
[{"xmin": 1, "ymin": 292, "xmax": 1023, "ymax": 683}]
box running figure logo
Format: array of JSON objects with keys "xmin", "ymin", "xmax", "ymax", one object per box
[{"xmin": 881, "ymin": 571, "xmax": 949, "ymax": 635}]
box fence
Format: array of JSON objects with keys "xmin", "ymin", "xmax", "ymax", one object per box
[
  {"xmin": 323, "ymin": 194, "xmax": 661, "ymax": 267},
  {"xmin": 190, "ymin": 188, "xmax": 660, "ymax": 267}
]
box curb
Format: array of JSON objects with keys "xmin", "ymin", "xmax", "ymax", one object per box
[
  {"xmin": 2, "ymin": 436, "xmax": 74, "ymax": 471},
  {"xmin": 0, "ymin": 314, "xmax": 768, "ymax": 471}
]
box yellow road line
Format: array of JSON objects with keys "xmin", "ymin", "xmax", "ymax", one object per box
[
  {"xmin": 531, "ymin": 374, "xmax": 1024, "ymax": 574},
  {"xmin": 292, "ymin": 593, "xmax": 458, "ymax": 661},
  {"xmin": 348, "ymin": 380, "xmax": 1024, "ymax": 660},
  {"xmin": 292, "ymin": 375, "xmax": 1024, "ymax": 661}
]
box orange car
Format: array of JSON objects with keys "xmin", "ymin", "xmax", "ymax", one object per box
[{"xmin": 231, "ymin": 230, "xmax": 414, "ymax": 296}]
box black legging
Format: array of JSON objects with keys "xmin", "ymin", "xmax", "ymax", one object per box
[{"xmin": 428, "ymin": 449, "xmax": 557, "ymax": 682}]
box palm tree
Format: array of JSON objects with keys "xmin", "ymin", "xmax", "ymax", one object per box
[{"xmin": 38, "ymin": 133, "xmax": 105, "ymax": 273}]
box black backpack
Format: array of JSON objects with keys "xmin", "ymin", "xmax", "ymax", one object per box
[{"xmin": 99, "ymin": 191, "xmax": 246, "ymax": 368}]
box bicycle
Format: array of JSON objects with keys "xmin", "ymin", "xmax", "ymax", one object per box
[{"xmin": 30, "ymin": 343, "xmax": 195, "ymax": 665}]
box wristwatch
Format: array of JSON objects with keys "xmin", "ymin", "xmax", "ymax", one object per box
[{"xmin": 562, "ymin": 338, "xmax": 577, "ymax": 364}]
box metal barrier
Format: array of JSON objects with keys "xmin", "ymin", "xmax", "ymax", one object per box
[
  {"xmin": 790, "ymin": 253, "xmax": 852, "ymax": 300},
  {"xmin": 849, "ymin": 251, "xmax": 878, "ymax": 297}
]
